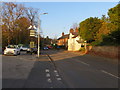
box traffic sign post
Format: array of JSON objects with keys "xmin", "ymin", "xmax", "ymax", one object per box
[{"xmin": 28, "ymin": 25, "xmax": 37, "ymax": 49}]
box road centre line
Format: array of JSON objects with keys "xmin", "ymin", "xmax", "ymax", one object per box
[
  {"xmin": 79, "ymin": 61, "xmax": 90, "ymax": 66},
  {"xmin": 101, "ymin": 70, "xmax": 120, "ymax": 79}
]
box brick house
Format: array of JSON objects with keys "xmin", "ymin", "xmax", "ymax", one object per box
[{"xmin": 57, "ymin": 32, "xmax": 69, "ymax": 48}]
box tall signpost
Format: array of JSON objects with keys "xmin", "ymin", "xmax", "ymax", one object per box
[{"xmin": 28, "ymin": 25, "xmax": 37, "ymax": 49}]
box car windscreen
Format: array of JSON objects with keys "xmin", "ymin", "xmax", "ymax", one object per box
[{"xmin": 7, "ymin": 45, "xmax": 16, "ymax": 48}]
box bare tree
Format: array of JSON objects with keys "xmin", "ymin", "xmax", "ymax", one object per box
[
  {"xmin": 25, "ymin": 7, "xmax": 38, "ymax": 26},
  {"xmin": 2, "ymin": 2, "xmax": 38, "ymax": 46},
  {"xmin": 71, "ymin": 23, "xmax": 78, "ymax": 30},
  {"xmin": 2, "ymin": 2, "xmax": 25, "ymax": 45}
]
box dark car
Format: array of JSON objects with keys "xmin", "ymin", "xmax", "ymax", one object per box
[
  {"xmin": 26, "ymin": 47, "xmax": 37, "ymax": 54},
  {"xmin": 43, "ymin": 47, "xmax": 48, "ymax": 50}
]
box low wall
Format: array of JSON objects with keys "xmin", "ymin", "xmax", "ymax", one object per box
[{"xmin": 87, "ymin": 46, "xmax": 119, "ymax": 60}]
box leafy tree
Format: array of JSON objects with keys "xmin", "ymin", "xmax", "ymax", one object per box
[
  {"xmin": 98, "ymin": 3, "xmax": 120, "ymax": 46},
  {"xmin": 79, "ymin": 17, "xmax": 102, "ymax": 43},
  {"xmin": 101, "ymin": 29, "xmax": 120, "ymax": 45},
  {"xmin": 96, "ymin": 22, "xmax": 117, "ymax": 42},
  {"xmin": 108, "ymin": 3, "xmax": 120, "ymax": 29}
]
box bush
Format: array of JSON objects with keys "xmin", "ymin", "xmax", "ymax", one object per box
[
  {"xmin": 79, "ymin": 47, "xmax": 85, "ymax": 51},
  {"xmin": 99, "ymin": 29, "xmax": 120, "ymax": 46},
  {"xmin": 90, "ymin": 40, "xmax": 101, "ymax": 46}
]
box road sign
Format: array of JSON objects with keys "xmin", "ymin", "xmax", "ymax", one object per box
[
  {"xmin": 30, "ymin": 41, "xmax": 34, "ymax": 48},
  {"xmin": 30, "ymin": 30, "xmax": 36, "ymax": 37}
]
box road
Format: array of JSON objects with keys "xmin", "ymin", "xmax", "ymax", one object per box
[{"xmin": 2, "ymin": 50, "xmax": 119, "ymax": 88}]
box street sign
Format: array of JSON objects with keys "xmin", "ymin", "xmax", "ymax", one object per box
[
  {"xmin": 30, "ymin": 41, "xmax": 34, "ymax": 48},
  {"xmin": 30, "ymin": 30, "xmax": 36, "ymax": 37}
]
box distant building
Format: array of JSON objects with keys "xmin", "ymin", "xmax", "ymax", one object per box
[
  {"xmin": 57, "ymin": 32, "xmax": 69, "ymax": 48},
  {"xmin": 68, "ymin": 28, "xmax": 83, "ymax": 51}
]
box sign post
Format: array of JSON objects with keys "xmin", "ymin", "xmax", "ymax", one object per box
[{"xmin": 28, "ymin": 25, "xmax": 37, "ymax": 49}]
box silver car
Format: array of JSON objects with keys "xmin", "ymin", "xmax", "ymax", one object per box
[{"xmin": 4, "ymin": 45, "xmax": 20, "ymax": 56}]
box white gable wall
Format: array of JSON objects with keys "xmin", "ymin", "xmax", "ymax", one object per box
[{"xmin": 68, "ymin": 33, "xmax": 81, "ymax": 51}]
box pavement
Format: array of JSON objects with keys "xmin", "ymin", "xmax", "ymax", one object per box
[{"xmin": 2, "ymin": 51, "xmax": 66, "ymax": 88}]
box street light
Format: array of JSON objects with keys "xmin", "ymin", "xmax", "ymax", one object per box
[{"xmin": 37, "ymin": 12, "xmax": 48, "ymax": 57}]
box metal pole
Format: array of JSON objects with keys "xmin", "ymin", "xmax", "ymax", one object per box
[
  {"xmin": 37, "ymin": 13, "xmax": 48, "ymax": 57},
  {"xmin": 37, "ymin": 14, "xmax": 40, "ymax": 57}
]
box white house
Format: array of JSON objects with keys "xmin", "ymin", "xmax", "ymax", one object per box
[{"xmin": 68, "ymin": 28, "xmax": 82, "ymax": 51}]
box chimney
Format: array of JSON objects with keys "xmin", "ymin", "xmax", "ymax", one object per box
[
  {"xmin": 62, "ymin": 32, "xmax": 64, "ymax": 36},
  {"xmin": 75, "ymin": 28, "xmax": 78, "ymax": 32},
  {"xmin": 70, "ymin": 28, "xmax": 74, "ymax": 33}
]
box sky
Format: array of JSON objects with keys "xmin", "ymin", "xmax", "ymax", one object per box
[{"xmin": 17, "ymin": 2, "xmax": 118, "ymax": 39}]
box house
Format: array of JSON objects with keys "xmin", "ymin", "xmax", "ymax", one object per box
[
  {"xmin": 57, "ymin": 32, "xmax": 69, "ymax": 48},
  {"xmin": 68, "ymin": 28, "xmax": 83, "ymax": 51}
]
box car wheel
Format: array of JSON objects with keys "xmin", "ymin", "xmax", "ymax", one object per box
[
  {"xmin": 14, "ymin": 54, "xmax": 17, "ymax": 56},
  {"xmin": 18, "ymin": 52, "xmax": 20, "ymax": 55}
]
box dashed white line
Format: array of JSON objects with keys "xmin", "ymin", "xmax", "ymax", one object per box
[
  {"xmin": 45, "ymin": 69, "xmax": 50, "ymax": 73},
  {"xmin": 101, "ymin": 70, "xmax": 120, "ymax": 79},
  {"xmin": 56, "ymin": 74, "xmax": 59, "ymax": 77},
  {"xmin": 54, "ymin": 70, "xmax": 58, "ymax": 73},
  {"xmin": 79, "ymin": 61, "xmax": 90, "ymax": 66},
  {"xmin": 57, "ymin": 78, "xmax": 62, "ymax": 81},
  {"xmin": 46, "ymin": 73, "xmax": 50, "ymax": 77},
  {"xmin": 47, "ymin": 78, "xmax": 52, "ymax": 83}
]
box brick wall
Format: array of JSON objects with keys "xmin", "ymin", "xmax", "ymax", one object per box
[{"xmin": 87, "ymin": 46, "xmax": 119, "ymax": 60}]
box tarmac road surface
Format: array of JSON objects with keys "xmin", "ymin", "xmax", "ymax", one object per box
[{"xmin": 2, "ymin": 50, "xmax": 119, "ymax": 88}]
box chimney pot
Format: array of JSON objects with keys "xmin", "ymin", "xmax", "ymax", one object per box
[
  {"xmin": 62, "ymin": 32, "xmax": 64, "ymax": 36},
  {"xmin": 70, "ymin": 28, "xmax": 74, "ymax": 33}
]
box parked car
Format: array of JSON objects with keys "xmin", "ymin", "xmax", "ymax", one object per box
[
  {"xmin": 4, "ymin": 45, "xmax": 20, "ymax": 56},
  {"xmin": 43, "ymin": 47, "xmax": 48, "ymax": 50},
  {"xmin": 47, "ymin": 46, "xmax": 52, "ymax": 49},
  {"xmin": 26, "ymin": 47, "xmax": 37, "ymax": 54},
  {"xmin": 20, "ymin": 46, "xmax": 28, "ymax": 51}
]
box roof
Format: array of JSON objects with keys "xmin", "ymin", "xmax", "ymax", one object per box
[
  {"xmin": 57, "ymin": 34, "xmax": 69, "ymax": 40},
  {"xmin": 71, "ymin": 32, "xmax": 79, "ymax": 38}
]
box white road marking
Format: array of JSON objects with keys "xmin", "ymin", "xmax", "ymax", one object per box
[
  {"xmin": 54, "ymin": 70, "xmax": 58, "ymax": 73},
  {"xmin": 56, "ymin": 74, "xmax": 59, "ymax": 77},
  {"xmin": 47, "ymin": 78, "xmax": 52, "ymax": 83},
  {"xmin": 101, "ymin": 70, "xmax": 120, "ymax": 79},
  {"xmin": 46, "ymin": 73, "xmax": 50, "ymax": 77},
  {"xmin": 80, "ymin": 61, "xmax": 90, "ymax": 66},
  {"xmin": 45, "ymin": 69, "xmax": 50, "ymax": 72},
  {"xmin": 54, "ymin": 70, "xmax": 60, "ymax": 77},
  {"xmin": 57, "ymin": 78, "xmax": 62, "ymax": 81}
]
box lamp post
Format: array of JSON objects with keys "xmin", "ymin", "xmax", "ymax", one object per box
[{"xmin": 37, "ymin": 13, "xmax": 48, "ymax": 57}]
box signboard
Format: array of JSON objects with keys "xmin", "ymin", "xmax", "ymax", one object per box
[
  {"xmin": 30, "ymin": 41, "xmax": 34, "ymax": 48},
  {"xmin": 30, "ymin": 30, "xmax": 36, "ymax": 37}
]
